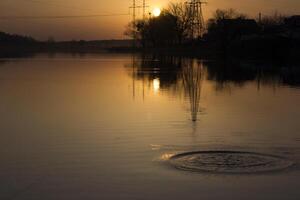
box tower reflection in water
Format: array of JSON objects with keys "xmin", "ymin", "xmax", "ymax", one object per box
[
  {"xmin": 125, "ymin": 54, "xmax": 300, "ymax": 122},
  {"xmin": 181, "ymin": 60, "xmax": 203, "ymax": 122},
  {"xmin": 125, "ymin": 55, "xmax": 204, "ymax": 122}
]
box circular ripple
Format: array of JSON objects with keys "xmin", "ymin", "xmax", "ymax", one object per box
[{"xmin": 169, "ymin": 151, "xmax": 294, "ymax": 174}]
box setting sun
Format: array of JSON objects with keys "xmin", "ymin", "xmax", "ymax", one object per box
[{"xmin": 152, "ymin": 8, "xmax": 161, "ymax": 17}]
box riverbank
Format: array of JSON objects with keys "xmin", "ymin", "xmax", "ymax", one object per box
[{"xmin": 1, "ymin": 38, "xmax": 300, "ymax": 61}]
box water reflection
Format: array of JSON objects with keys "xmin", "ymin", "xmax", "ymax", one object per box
[
  {"xmin": 125, "ymin": 55, "xmax": 300, "ymax": 121},
  {"xmin": 153, "ymin": 78, "xmax": 160, "ymax": 93},
  {"xmin": 0, "ymin": 54, "xmax": 299, "ymax": 199},
  {"xmin": 205, "ymin": 60, "xmax": 300, "ymax": 90},
  {"xmin": 181, "ymin": 60, "xmax": 203, "ymax": 122}
]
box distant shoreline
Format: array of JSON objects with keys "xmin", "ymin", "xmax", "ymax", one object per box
[
  {"xmin": 1, "ymin": 44, "xmax": 300, "ymax": 61},
  {"xmin": 1, "ymin": 38, "xmax": 300, "ymax": 61}
]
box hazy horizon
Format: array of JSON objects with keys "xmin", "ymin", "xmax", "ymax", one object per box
[{"xmin": 0, "ymin": 0, "xmax": 299, "ymax": 40}]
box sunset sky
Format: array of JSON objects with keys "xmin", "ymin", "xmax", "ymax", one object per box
[{"xmin": 0, "ymin": 0, "xmax": 299, "ymax": 40}]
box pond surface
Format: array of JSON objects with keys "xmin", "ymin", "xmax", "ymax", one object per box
[{"xmin": 0, "ymin": 54, "xmax": 299, "ymax": 200}]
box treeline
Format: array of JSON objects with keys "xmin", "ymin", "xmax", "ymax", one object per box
[
  {"xmin": 0, "ymin": 31, "xmax": 36, "ymax": 45},
  {"xmin": 0, "ymin": 31, "xmax": 133, "ymax": 55},
  {"xmin": 125, "ymin": 3, "xmax": 300, "ymax": 58}
]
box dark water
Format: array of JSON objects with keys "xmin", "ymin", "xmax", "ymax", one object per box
[{"xmin": 0, "ymin": 54, "xmax": 299, "ymax": 200}]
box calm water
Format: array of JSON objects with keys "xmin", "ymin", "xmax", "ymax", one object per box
[{"xmin": 0, "ymin": 54, "xmax": 300, "ymax": 200}]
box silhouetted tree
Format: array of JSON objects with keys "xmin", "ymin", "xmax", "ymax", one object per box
[
  {"xmin": 125, "ymin": 11, "xmax": 180, "ymax": 47},
  {"xmin": 167, "ymin": 2, "xmax": 192, "ymax": 43},
  {"xmin": 206, "ymin": 9, "xmax": 248, "ymax": 35},
  {"xmin": 259, "ymin": 11, "xmax": 286, "ymax": 27},
  {"xmin": 0, "ymin": 31, "xmax": 36, "ymax": 45},
  {"xmin": 213, "ymin": 9, "xmax": 247, "ymax": 21},
  {"xmin": 124, "ymin": 2, "xmax": 195, "ymax": 47},
  {"xmin": 204, "ymin": 9, "xmax": 260, "ymax": 54}
]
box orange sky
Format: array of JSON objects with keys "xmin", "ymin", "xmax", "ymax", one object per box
[{"xmin": 0, "ymin": 0, "xmax": 299, "ymax": 40}]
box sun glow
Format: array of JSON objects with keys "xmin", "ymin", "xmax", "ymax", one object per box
[
  {"xmin": 152, "ymin": 8, "xmax": 161, "ymax": 17},
  {"xmin": 153, "ymin": 79, "xmax": 160, "ymax": 93}
]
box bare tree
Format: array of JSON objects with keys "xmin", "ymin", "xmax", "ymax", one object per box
[
  {"xmin": 212, "ymin": 9, "xmax": 247, "ymax": 21},
  {"xmin": 168, "ymin": 2, "xmax": 192, "ymax": 43},
  {"xmin": 259, "ymin": 11, "xmax": 286, "ymax": 26}
]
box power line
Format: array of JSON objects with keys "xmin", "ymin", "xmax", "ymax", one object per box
[
  {"xmin": 143, "ymin": 0, "xmax": 146, "ymax": 19},
  {"xmin": 1, "ymin": 0, "xmax": 130, "ymax": 18},
  {"xmin": 130, "ymin": 0, "xmax": 137, "ymax": 48},
  {"xmin": 129, "ymin": 0, "xmax": 149, "ymax": 18},
  {"xmin": 20, "ymin": 0, "xmax": 103, "ymax": 13},
  {"xmin": 0, "ymin": 13, "xmax": 130, "ymax": 20},
  {"xmin": 0, "ymin": 0, "xmax": 130, "ymax": 20}
]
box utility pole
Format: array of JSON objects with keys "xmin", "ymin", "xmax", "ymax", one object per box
[
  {"xmin": 143, "ymin": 0, "xmax": 146, "ymax": 19},
  {"xmin": 133, "ymin": 0, "xmax": 136, "ymax": 23},
  {"xmin": 129, "ymin": 0, "xmax": 149, "ymax": 48},
  {"xmin": 128, "ymin": 0, "xmax": 136, "ymax": 49},
  {"xmin": 130, "ymin": 0, "xmax": 149, "ymax": 21},
  {"xmin": 187, "ymin": 0, "xmax": 207, "ymax": 39},
  {"xmin": 259, "ymin": 12, "xmax": 262, "ymax": 24},
  {"xmin": 128, "ymin": 0, "xmax": 149, "ymax": 100}
]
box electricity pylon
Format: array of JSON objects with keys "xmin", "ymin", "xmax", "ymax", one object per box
[
  {"xmin": 129, "ymin": 0, "xmax": 149, "ymax": 48},
  {"xmin": 143, "ymin": 0, "xmax": 146, "ymax": 19},
  {"xmin": 130, "ymin": 0, "xmax": 149, "ymax": 20},
  {"xmin": 187, "ymin": 0, "xmax": 207, "ymax": 38}
]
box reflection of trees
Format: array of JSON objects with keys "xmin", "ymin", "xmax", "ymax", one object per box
[
  {"xmin": 205, "ymin": 60, "xmax": 257, "ymax": 91},
  {"xmin": 280, "ymin": 67, "xmax": 300, "ymax": 87},
  {"xmin": 181, "ymin": 60, "xmax": 203, "ymax": 121},
  {"xmin": 204, "ymin": 60, "xmax": 300, "ymax": 90},
  {"xmin": 125, "ymin": 55, "xmax": 205, "ymax": 121},
  {"xmin": 126, "ymin": 55, "xmax": 300, "ymax": 93},
  {"xmin": 138, "ymin": 54, "xmax": 183, "ymax": 88},
  {"xmin": 0, "ymin": 51, "xmax": 35, "ymax": 59},
  {"xmin": 125, "ymin": 55, "xmax": 300, "ymax": 105},
  {"xmin": 124, "ymin": 54, "xmax": 183, "ymax": 89}
]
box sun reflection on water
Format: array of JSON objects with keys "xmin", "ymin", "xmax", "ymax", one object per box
[
  {"xmin": 153, "ymin": 78, "xmax": 160, "ymax": 93},
  {"xmin": 160, "ymin": 153, "xmax": 175, "ymax": 161}
]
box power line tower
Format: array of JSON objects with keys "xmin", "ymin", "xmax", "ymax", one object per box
[
  {"xmin": 130, "ymin": 0, "xmax": 149, "ymax": 19},
  {"xmin": 129, "ymin": 0, "xmax": 149, "ymax": 47},
  {"xmin": 187, "ymin": 0, "xmax": 207, "ymax": 39},
  {"xmin": 129, "ymin": 0, "xmax": 137, "ymax": 48},
  {"xmin": 143, "ymin": 0, "xmax": 146, "ymax": 19}
]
